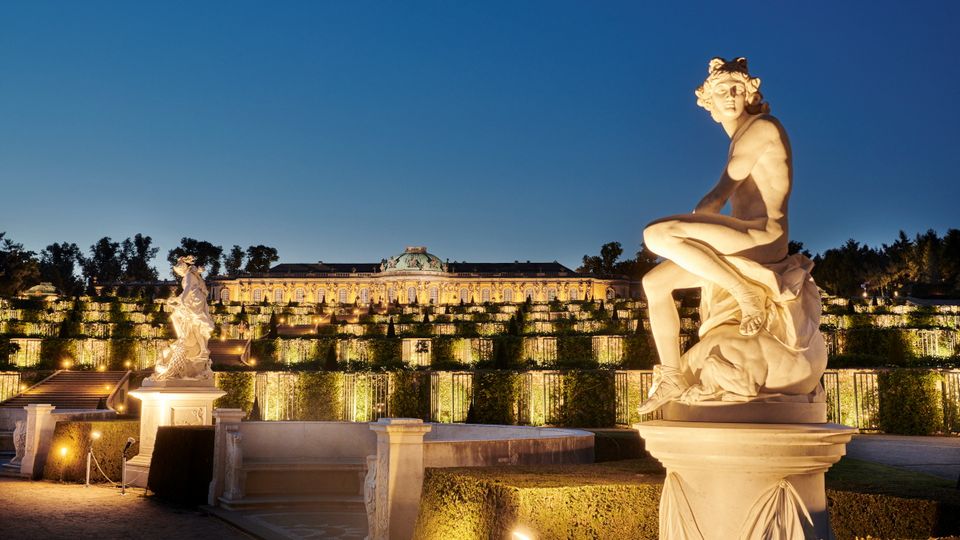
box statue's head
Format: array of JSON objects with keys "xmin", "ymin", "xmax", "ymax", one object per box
[
  {"xmin": 695, "ymin": 57, "xmax": 769, "ymax": 123},
  {"xmin": 174, "ymin": 255, "xmax": 196, "ymax": 278}
]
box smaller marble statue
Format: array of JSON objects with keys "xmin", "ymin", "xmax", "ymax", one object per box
[
  {"xmin": 10, "ymin": 420, "xmax": 26, "ymax": 465},
  {"xmin": 148, "ymin": 256, "xmax": 215, "ymax": 383}
]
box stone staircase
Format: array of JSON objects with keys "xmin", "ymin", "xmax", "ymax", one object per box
[
  {"xmin": 218, "ymin": 456, "xmax": 367, "ymax": 510},
  {"xmin": 209, "ymin": 339, "xmax": 252, "ymax": 368},
  {"xmin": 0, "ymin": 370, "xmax": 129, "ymax": 411}
]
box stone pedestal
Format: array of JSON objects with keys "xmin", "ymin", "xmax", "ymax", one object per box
[
  {"xmin": 19, "ymin": 404, "xmax": 56, "ymax": 478},
  {"xmin": 635, "ymin": 420, "xmax": 856, "ymax": 540},
  {"xmin": 127, "ymin": 382, "xmax": 225, "ymax": 488},
  {"xmin": 368, "ymin": 418, "xmax": 433, "ymax": 540}
]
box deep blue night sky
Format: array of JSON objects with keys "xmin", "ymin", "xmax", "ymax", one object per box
[{"xmin": 1, "ymin": 1, "xmax": 958, "ymax": 269}]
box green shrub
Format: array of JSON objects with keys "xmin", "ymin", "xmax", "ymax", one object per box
[
  {"xmin": 556, "ymin": 336, "xmax": 593, "ymax": 367},
  {"xmin": 42, "ymin": 420, "xmax": 140, "ymax": 483},
  {"xmin": 414, "ymin": 459, "xmax": 960, "ymax": 540},
  {"xmin": 489, "ymin": 337, "xmax": 522, "ymax": 369},
  {"xmin": 841, "ymin": 328, "xmax": 908, "ymax": 364},
  {"xmin": 297, "ymin": 371, "xmax": 343, "ymax": 420},
  {"xmin": 108, "ymin": 338, "xmax": 136, "ymax": 370},
  {"xmin": 560, "ymin": 371, "xmax": 616, "ymax": 427},
  {"xmin": 622, "ymin": 334, "xmax": 655, "ymax": 369},
  {"xmin": 39, "ymin": 337, "xmax": 73, "ymax": 369},
  {"xmin": 471, "ymin": 371, "xmax": 520, "ymax": 425},
  {"xmin": 148, "ymin": 426, "xmax": 214, "ymax": 506},
  {"xmin": 370, "ymin": 338, "xmax": 402, "ymax": 367},
  {"xmin": 390, "ymin": 370, "xmax": 430, "ymax": 419},
  {"xmin": 214, "ymin": 371, "xmax": 255, "ymax": 413},
  {"xmin": 250, "ymin": 339, "xmax": 278, "ymax": 364},
  {"xmin": 877, "ymin": 369, "xmax": 943, "ymax": 435}
]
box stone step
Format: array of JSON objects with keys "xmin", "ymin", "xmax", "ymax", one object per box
[
  {"xmin": 240, "ymin": 457, "xmax": 365, "ymax": 472},
  {"xmin": 218, "ymin": 493, "xmax": 364, "ymax": 511}
]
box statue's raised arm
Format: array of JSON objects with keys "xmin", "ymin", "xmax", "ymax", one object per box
[{"xmin": 639, "ymin": 57, "xmax": 826, "ymax": 419}]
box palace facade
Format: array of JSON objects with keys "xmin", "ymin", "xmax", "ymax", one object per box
[{"xmin": 209, "ymin": 247, "xmax": 632, "ymax": 306}]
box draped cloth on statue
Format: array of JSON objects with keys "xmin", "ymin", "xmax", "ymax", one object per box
[{"xmin": 681, "ymin": 253, "xmax": 827, "ymax": 402}]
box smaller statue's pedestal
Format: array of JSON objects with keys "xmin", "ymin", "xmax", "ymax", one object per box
[
  {"xmin": 635, "ymin": 405, "xmax": 856, "ymax": 539},
  {"xmin": 127, "ymin": 380, "xmax": 225, "ymax": 488}
]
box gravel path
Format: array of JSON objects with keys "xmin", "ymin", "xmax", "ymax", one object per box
[
  {"xmin": 0, "ymin": 477, "xmax": 251, "ymax": 540},
  {"xmin": 846, "ymin": 433, "xmax": 960, "ymax": 482}
]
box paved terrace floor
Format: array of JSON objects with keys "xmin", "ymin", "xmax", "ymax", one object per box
[{"xmin": 846, "ymin": 433, "xmax": 960, "ymax": 482}]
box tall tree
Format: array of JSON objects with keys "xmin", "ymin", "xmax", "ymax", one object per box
[
  {"xmin": 39, "ymin": 242, "xmax": 85, "ymax": 295},
  {"xmin": 0, "ymin": 232, "xmax": 40, "ymax": 296},
  {"xmin": 83, "ymin": 237, "xmax": 124, "ymax": 286},
  {"xmin": 167, "ymin": 238, "xmax": 223, "ymax": 276},
  {"xmin": 223, "ymin": 245, "xmax": 245, "ymax": 276},
  {"xmin": 121, "ymin": 234, "xmax": 159, "ymax": 282},
  {"xmin": 245, "ymin": 245, "xmax": 279, "ymax": 273}
]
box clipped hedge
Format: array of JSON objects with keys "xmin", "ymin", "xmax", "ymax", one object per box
[
  {"xmin": 297, "ymin": 371, "xmax": 343, "ymax": 420},
  {"xmin": 148, "ymin": 426, "xmax": 215, "ymax": 506},
  {"xmin": 560, "ymin": 370, "xmax": 616, "ymax": 427},
  {"xmin": 214, "ymin": 371, "xmax": 255, "ymax": 414},
  {"xmin": 877, "ymin": 369, "xmax": 943, "ymax": 435},
  {"xmin": 414, "ymin": 459, "xmax": 960, "ymax": 540},
  {"xmin": 42, "ymin": 420, "xmax": 140, "ymax": 483},
  {"xmin": 471, "ymin": 371, "xmax": 521, "ymax": 425},
  {"xmin": 390, "ymin": 370, "xmax": 430, "ymax": 419}
]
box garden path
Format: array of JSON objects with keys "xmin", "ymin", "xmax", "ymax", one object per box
[
  {"xmin": 0, "ymin": 477, "xmax": 251, "ymax": 539},
  {"xmin": 846, "ymin": 434, "xmax": 960, "ymax": 482}
]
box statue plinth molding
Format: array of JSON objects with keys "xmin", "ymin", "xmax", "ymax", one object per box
[
  {"xmin": 635, "ymin": 420, "xmax": 856, "ymax": 540},
  {"xmin": 126, "ymin": 384, "xmax": 225, "ymax": 488}
]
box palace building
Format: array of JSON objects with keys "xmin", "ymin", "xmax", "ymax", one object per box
[{"xmin": 210, "ymin": 246, "xmax": 632, "ymax": 306}]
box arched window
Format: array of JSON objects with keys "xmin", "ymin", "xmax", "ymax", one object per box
[
  {"xmin": 459, "ymin": 288, "xmax": 470, "ymax": 303},
  {"xmin": 274, "ymin": 289, "xmax": 284, "ymax": 303},
  {"xmin": 338, "ymin": 288, "xmax": 348, "ymax": 304},
  {"xmin": 360, "ymin": 288, "xmax": 369, "ymax": 304},
  {"xmin": 568, "ymin": 288, "xmax": 579, "ymax": 301},
  {"xmin": 253, "ymin": 289, "xmax": 262, "ymax": 302},
  {"xmin": 524, "ymin": 288, "xmax": 535, "ymax": 301},
  {"xmin": 407, "ymin": 287, "xmax": 418, "ymax": 304},
  {"xmin": 429, "ymin": 287, "xmax": 439, "ymax": 304},
  {"xmin": 606, "ymin": 288, "xmax": 616, "ymax": 300},
  {"xmin": 481, "ymin": 288, "xmax": 491, "ymax": 303},
  {"xmin": 388, "ymin": 287, "xmax": 396, "ymax": 303},
  {"xmin": 220, "ymin": 289, "xmax": 230, "ymax": 303},
  {"xmin": 546, "ymin": 288, "xmax": 557, "ymax": 302},
  {"xmin": 316, "ymin": 289, "xmax": 325, "ymax": 303},
  {"xmin": 503, "ymin": 288, "xmax": 513, "ymax": 303},
  {"xmin": 295, "ymin": 288, "xmax": 305, "ymax": 303}
]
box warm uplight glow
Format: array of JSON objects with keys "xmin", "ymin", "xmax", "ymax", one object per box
[
  {"xmin": 60, "ymin": 359, "xmax": 73, "ymax": 369},
  {"xmin": 249, "ymin": 359, "xmax": 257, "ymax": 366},
  {"xmin": 155, "ymin": 365, "xmax": 168, "ymax": 374},
  {"xmin": 91, "ymin": 431, "xmax": 101, "ymax": 440},
  {"xmin": 104, "ymin": 384, "xmax": 111, "ymax": 390},
  {"xmin": 512, "ymin": 531, "xmax": 533, "ymax": 540},
  {"xmin": 97, "ymin": 365, "xmax": 106, "ymax": 372},
  {"xmin": 123, "ymin": 360, "xmax": 132, "ymax": 368},
  {"xmin": 19, "ymin": 383, "xmax": 28, "ymax": 392},
  {"xmin": 116, "ymin": 405, "xmax": 126, "ymax": 412},
  {"xmin": 59, "ymin": 446, "xmax": 68, "ymax": 458}
]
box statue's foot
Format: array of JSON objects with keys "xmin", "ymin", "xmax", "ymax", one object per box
[
  {"xmin": 638, "ymin": 366, "xmax": 686, "ymax": 414},
  {"xmin": 730, "ymin": 281, "xmax": 767, "ymax": 336}
]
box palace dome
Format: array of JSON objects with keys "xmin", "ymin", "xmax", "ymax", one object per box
[{"xmin": 380, "ymin": 246, "xmax": 446, "ymax": 273}]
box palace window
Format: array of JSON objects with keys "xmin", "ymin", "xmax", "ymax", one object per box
[
  {"xmin": 253, "ymin": 289, "xmax": 262, "ymax": 302},
  {"xmin": 430, "ymin": 287, "xmax": 439, "ymax": 304},
  {"xmin": 481, "ymin": 288, "xmax": 491, "ymax": 303},
  {"xmin": 606, "ymin": 288, "xmax": 616, "ymax": 300},
  {"xmin": 360, "ymin": 288, "xmax": 369, "ymax": 304},
  {"xmin": 338, "ymin": 288, "xmax": 348, "ymax": 304},
  {"xmin": 407, "ymin": 287, "xmax": 418, "ymax": 304},
  {"xmin": 388, "ymin": 287, "xmax": 397, "ymax": 303},
  {"xmin": 503, "ymin": 288, "xmax": 513, "ymax": 302},
  {"xmin": 220, "ymin": 289, "xmax": 230, "ymax": 303},
  {"xmin": 546, "ymin": 288, "xmax": 557, "ymax": 302},
  {"xmin": 524, "ymin": 288, "xmax": 535, "ymax": 301},
  {"xmin": 317, "ymin": 289, "xmax": 325, "ymax": 303},
  {"xmin": 568, "ymin": 288, "xmax": 579, "ymax": 301},
  {"xmin": 295, "ymin": 288, "xmax": 305, "ymax": 303},
  {"xmin": 459, "ymin": 288, "xmax": 470, "ymax": 303},
  {"xmin": 274, "ymin": 289, "xmax": 284, "ymax": 303}
]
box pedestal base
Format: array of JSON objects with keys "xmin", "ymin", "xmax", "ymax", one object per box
[
  {"xmin": 127, "ymin": 385, "xmax": 225, "ymax": 488},
  {"xmin": 634, "ymin": 420, "xmax": 856, "ymax": 540}
]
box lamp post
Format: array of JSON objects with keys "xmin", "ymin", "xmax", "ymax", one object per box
[{"xmin": 121, "ymin": 437, "xmax": 136, "ymax": 495}]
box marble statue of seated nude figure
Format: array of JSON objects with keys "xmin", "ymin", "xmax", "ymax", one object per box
[{"xmin": 639, "ymin": 57, "xmax": 827, "ymax": 413}]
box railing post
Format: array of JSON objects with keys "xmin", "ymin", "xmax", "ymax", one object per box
[{"xmin": 208, "ymin": 408, "xmax": 246, "ymax": 506}]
